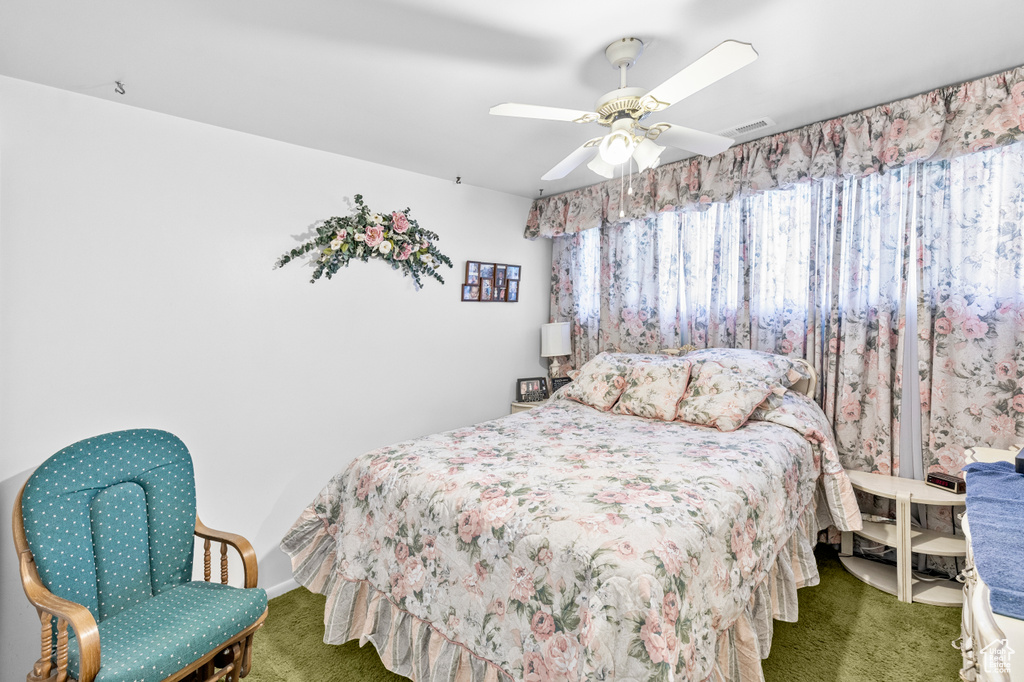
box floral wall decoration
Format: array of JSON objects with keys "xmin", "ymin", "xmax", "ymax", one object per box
[{"xmin": 277, "ymin": 194, "xmax": 452, "ymax": 288}]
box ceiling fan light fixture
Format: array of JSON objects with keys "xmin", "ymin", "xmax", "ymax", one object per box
[
  {"xmin": 632, "ymin": 138, "xmax": 666, "ymax": 171},
  {"xmin": 598, "ymin": 130, "xmax": 635, "ymax": 165},
  {"xmin": 587, "ymin": 154, "xmax": 616, "ymax": 179},
  {"xmin": 598, "ymin": 118, "xmax": 637, "ymax": 166}
]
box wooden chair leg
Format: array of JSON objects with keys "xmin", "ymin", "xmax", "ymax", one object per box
[
  {"xmin": 240, "ymin": 634, "xmax": 255, "ymax": 678},
  {"xmin": 228, "ymin": 643, "xmax": 243, "ymax": 682}
]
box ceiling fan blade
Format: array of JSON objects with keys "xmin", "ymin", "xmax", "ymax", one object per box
[
  {"xmin": 490, "ymin": 103, "xmax": 598, "ymax": 124},
  {"xmin": 642, "ymin": 40, "xmax": 758, "ymax": 112},
  {"xmin": 650, "ymin": 124, "xmax": 734, "ymax": 157},
  {"xmin": 542, "ymin": 137, "xmax": 604, "ymax": 180}
]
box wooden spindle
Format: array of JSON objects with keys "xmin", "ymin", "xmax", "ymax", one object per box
[
  {"xmin": 55, "ymin": 618, "xmax": 68, "ymax": 682},
  {"xmin": 204, "ymin": 538, "xmax": 212, "ymax": 582},
  {"xmin": 221, "ymin": 542, "xmax": 229, "ymax": 584},
  {"xmin": 35, "ymin": 611, "xmax": 53, "ymax": 679}
]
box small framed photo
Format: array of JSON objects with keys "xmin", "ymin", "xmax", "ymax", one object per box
[
  {"xmin": 480, "ymin": 263, "xmax": 495, "ymax": 281},
  {"xmin": 462, "ymin": 284, "xmax": 480, "ymax": 301},
  {"xmin": 495, "ymin": 264, "xmax": 507, "ymax": 289},
  {"xmin": 516, "ymin": 377, "xmax": 549, "ymax": 402},
  {"xmin": 507, "ymin": 280, "xmax": 519, "ymax": 302},
  {"xmin": 480, "ymin": 278, "xmax": 493, "ymax": 301},
  {"xmin": 507, "ymin": 265, "xmax": 520, "ymax": 281},
  {"xmin": 466, "ymin": 261, "xmax": 480, "ymax": 285},
  {"xmin": 496, "ymin": 284, "xmax": 507, "ymax": 302}
]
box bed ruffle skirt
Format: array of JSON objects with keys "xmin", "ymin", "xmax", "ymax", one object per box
[{"xmin": 282, "ymin": 492, "xmax": 828, "ymax": 682}]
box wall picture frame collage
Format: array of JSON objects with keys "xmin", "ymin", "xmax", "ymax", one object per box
[{"xmin": 462, "ymin": 261, "xmax": 520, "ymax": 302}]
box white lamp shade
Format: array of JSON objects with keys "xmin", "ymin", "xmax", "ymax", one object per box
[
  {"xmin": 586, "ymin": 154, "xmax": 616, "ymax": 179},
  {"xmin": 541, "ymin": 322, "xmax": 572, "ymax": 357},
  {"xmin": 633, "ymin": 138, "xmax": 666, "ymax": 171}
]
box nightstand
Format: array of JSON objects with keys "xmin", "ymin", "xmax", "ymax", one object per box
[
  {"xmin": 510, "ymin": 401, "xmax": 545, "ymax": 414},
  {"xmin": 839, "ymin": 469, "xmax": 966, "ymax": 606}
]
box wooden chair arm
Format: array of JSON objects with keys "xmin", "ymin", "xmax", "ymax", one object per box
[
  {"xmin": 13, "ymin": 483, "xmax": 101, "ymax": 681},
  {"xmin": 194, "ymin": 516, "xmax": 259, "ymax": 588}
]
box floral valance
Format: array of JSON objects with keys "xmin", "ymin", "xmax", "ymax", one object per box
[{"xmin": 525, "ymin": 64, "xmax": 1024, "ymax": 239}]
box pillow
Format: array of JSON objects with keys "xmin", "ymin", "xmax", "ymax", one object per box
[
  {"xmin": 611, "ymin": 360, "xmax": 692, "ymax": 421},
  {"xmin": 560, "ymin": 353, "xmax": 631, "ymax": 411},
  {"xmin": 677, "ymin": 361, "xmax": 774, "ymax": 432},
  {"xmin": 684, "ymin": 347, "xmax": 810, "ymax": 390}
]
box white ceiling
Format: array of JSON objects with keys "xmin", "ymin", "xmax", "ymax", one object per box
[{"xmin": 3, "ymin": 0, "xmax": 1024, "ymax": 199}]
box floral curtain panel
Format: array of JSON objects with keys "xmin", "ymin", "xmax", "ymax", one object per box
[
  {"xmin": 916, "ymin": 143, "xmax": 1024, "ymax": 472},
  {"xmin": 818, "ymin": 172, "xmax": 910, "ymax": 479},
  {"xmin": 597, "ymin": 218, "xmax": 683, "ymax": 353},
  {"xmin": 526, "ymin": 65, "xmax": 1024, "ymax": 240},
  {"xmin": 550, "ymin": 229, "xmax": 601, "ymax": 373}
]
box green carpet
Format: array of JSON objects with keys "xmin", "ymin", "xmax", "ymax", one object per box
[{"xmin": 245, "ymin": 546, "xmax": 961, "ymax": 681}]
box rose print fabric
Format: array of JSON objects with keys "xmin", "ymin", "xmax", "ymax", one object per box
[
  {"xmin": 282, "ymin": 399, "xmax": 860, "ymax": 682},
  {"xmin": 677, "ymin": 362, "xmax": 775, "ymax": 433},
  {"xmin": 912, "ymin": 143, "xmax": 1024, "ymax": 573},
  {"xmin": 612, "ymin": 359, "xmax": 692, "ymax": 421},
  {"xmin": 525, "ymin": 65, "xmax": 1024, "ymax": 239},
  {"xmin": 683, "ymin": 347, "xmax": 810, "ymax": 390},
  {"xmin": 561, "ymin": 352, "xmax": 631, "ymax": 410}
]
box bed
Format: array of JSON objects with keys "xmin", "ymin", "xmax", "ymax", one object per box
[{"xmin": 281, "ymin": 350, "xmax": 861, "ymax": 682}]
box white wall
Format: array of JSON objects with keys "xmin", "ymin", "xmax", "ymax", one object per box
[{"xmin": 0, "ymin": 75, "xmax": 550, "ymax": 680}]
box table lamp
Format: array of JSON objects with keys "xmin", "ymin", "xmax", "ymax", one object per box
[{"xmin": 541, "ymin": 322, "xmax": 572, "ymax": 378}]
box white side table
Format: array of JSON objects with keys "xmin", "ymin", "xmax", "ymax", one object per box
[
  {"xmin": 840, "ymin": 469, "xmax": 966, "ymax": 606},
  {"xmin": 510, "ymin": 401, "xmax": 545, "ymax": 414}
]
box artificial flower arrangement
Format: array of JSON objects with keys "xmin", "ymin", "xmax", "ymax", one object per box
[{"xmin": 276, "ymin": 194, "xmax": 452, "ymax": 288}]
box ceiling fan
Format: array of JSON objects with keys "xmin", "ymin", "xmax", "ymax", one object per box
[{"xmin": 490, "ymin": 37, "xmax": 758, "ymax": 181}]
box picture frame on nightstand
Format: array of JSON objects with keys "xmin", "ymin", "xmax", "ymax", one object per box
[{"xmin": 516, "ymin": 377, "xmax": 549, "ymax": 402}]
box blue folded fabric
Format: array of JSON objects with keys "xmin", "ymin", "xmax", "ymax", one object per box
[{"xmin": 964, "ymin": 461, "xmax": 1024, "ymax": 620}]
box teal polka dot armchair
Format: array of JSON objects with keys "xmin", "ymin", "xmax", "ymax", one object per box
[{"xmin": 13, "ymin": 429, "xmax": 268, "ymax": 682}]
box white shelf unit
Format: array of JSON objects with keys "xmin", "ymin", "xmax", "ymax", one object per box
[{"xmin": 840, "ymin": 469, "xmax": 966, "ymax": 606}]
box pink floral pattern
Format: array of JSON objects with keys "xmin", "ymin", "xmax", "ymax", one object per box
[
  {"xmin": 282, "ymin": 397, "xmax": 860, "ymax": 682},
  {"xmin": 548, "ymin": 173, "xmax": 912, "ymax": 479},
  {"xmin": 611, "ymin": 358, "xmax": 692, "ymax": 421},
  {"xmin": 677, "ymin": 361, "xmax": 774, "ymax": 432},
  {"xmin": 684, "ymin": 347, "xmax": 810, "ymax": 390},
  {"xmin": 916, "ymin": 143, "xmax": 1024, "ymax": 470},
  {"xmin": 560, "ymin": 352, "xmax": 631, "ymax": 410},
  {"xmin": 525, "ymin": 65, "xmax": 1024, "ymax": 239}
]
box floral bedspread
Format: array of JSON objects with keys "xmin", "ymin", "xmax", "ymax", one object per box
[{"xmin": 282, "ymin": 394, "xmax": 859, "ymax": 682}]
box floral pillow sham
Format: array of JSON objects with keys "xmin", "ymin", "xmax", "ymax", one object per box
[
  {"xmin": 684, "ymin": 347, "xmax": 810, "ymax": 390},
  {"xmin": 676, "ymin": 361, "xmax": 775, "ymax": 432},
  {"xmin": 559, "ymin": 353, "xmax": 631, "ymax": 411},
  {"xmin": 611, "ymin": 359, "xmax": 692, "ymax": 421}
]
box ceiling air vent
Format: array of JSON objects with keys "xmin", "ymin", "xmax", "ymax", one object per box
[{"xmin": 715, "ymin": 117, "xmax": 776, "ymax": 140}]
